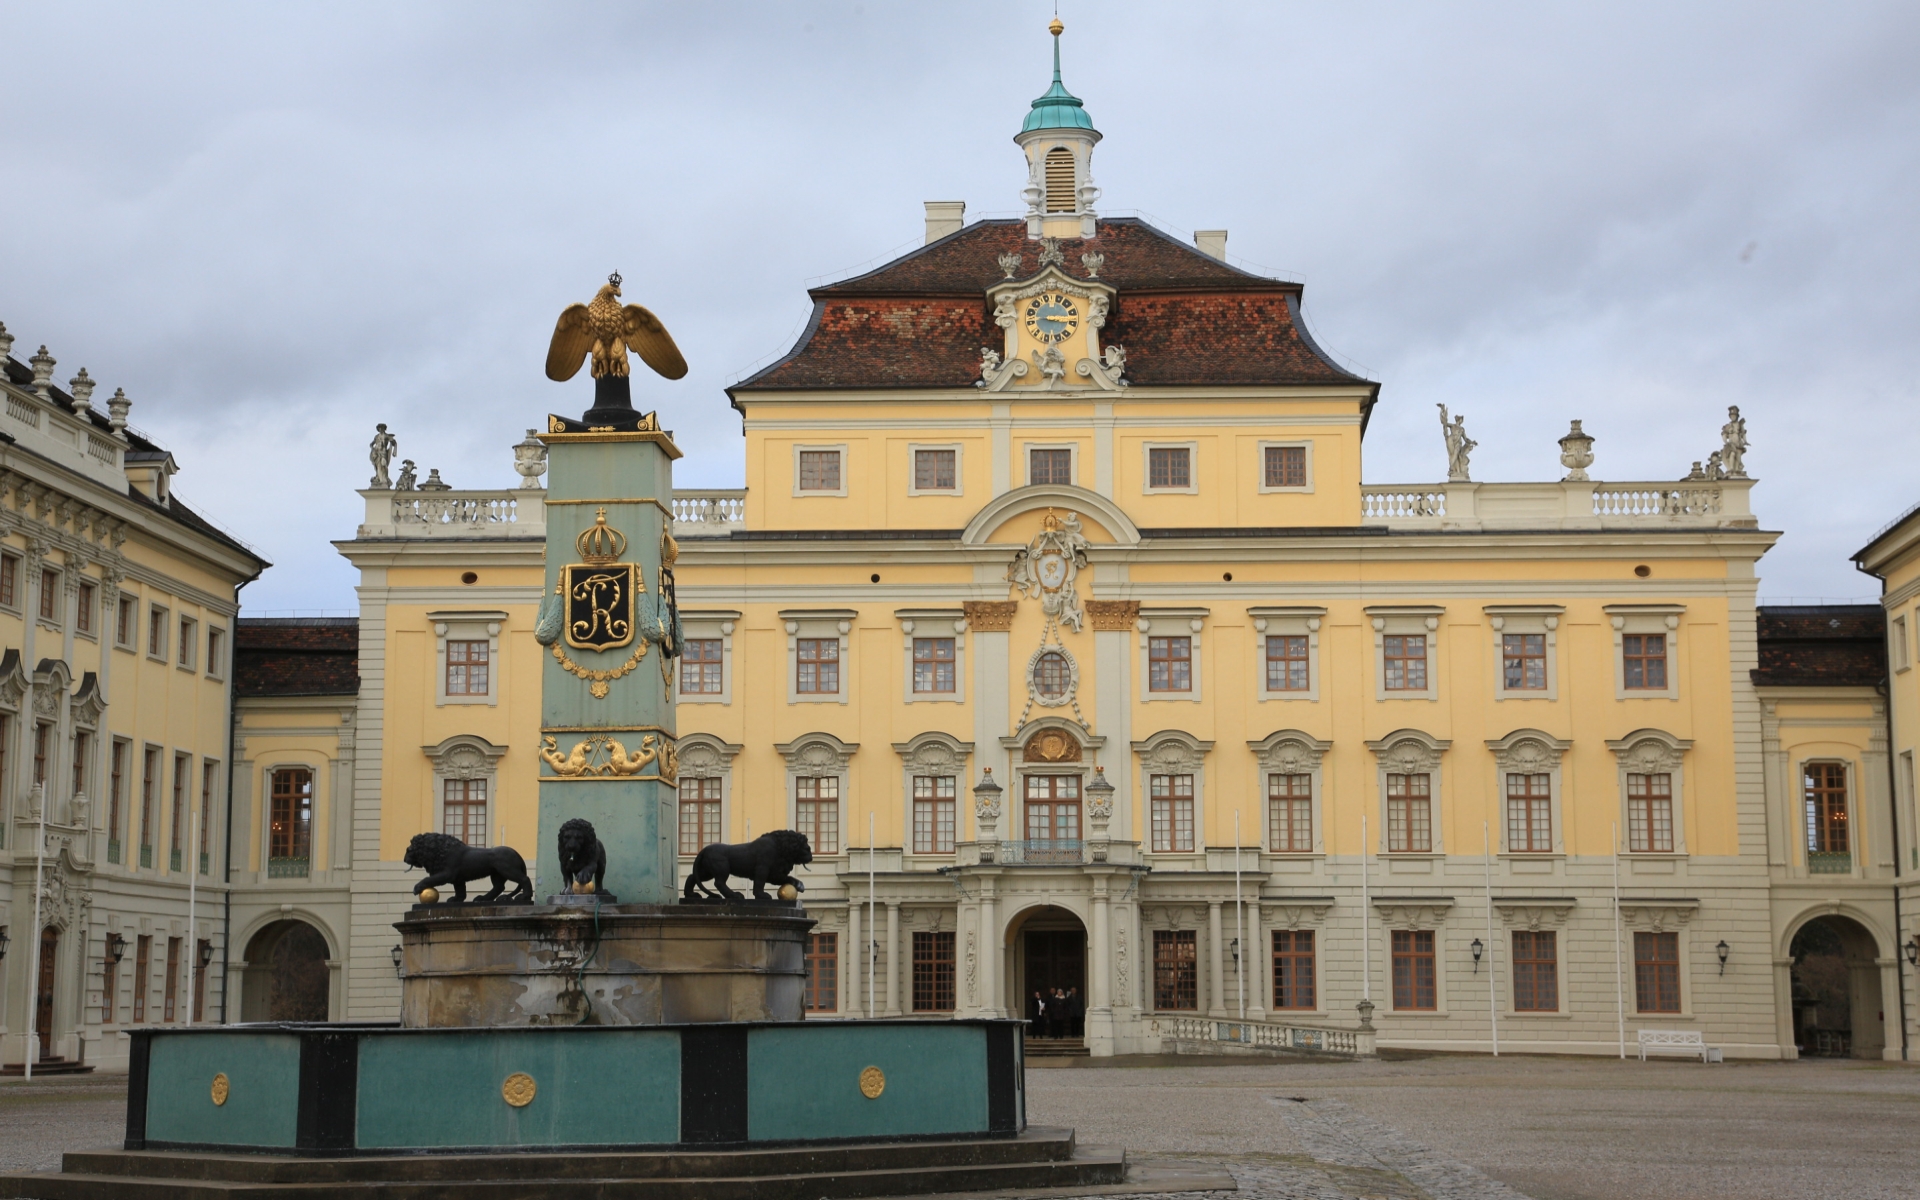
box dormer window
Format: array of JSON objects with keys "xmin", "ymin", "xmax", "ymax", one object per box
[{"xmin": 1044, "ymin": 147, "xmax": 1075, "ymax": 212}]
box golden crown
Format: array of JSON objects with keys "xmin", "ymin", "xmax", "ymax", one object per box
[{"xmin": 575, "ymin": 508, "xmax": 628, "ymax": 564}]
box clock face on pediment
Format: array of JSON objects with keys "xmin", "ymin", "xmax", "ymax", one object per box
[{"xmin": 1022, "ymin": 291, "xmax": 1082, "ymax": 345}]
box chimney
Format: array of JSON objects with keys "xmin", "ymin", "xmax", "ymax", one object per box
[
  {"xmin": 1194, "ymin": 230, "xmax": 1228, "ymax": 261},
  {"xmin": 924, "ymin": 201, "xmax": 966, "ymax": 245}
]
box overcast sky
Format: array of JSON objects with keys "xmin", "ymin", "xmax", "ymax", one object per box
[{"xmin": 2, "ymin": 1, "xmax": 1915, "ymax": 611}]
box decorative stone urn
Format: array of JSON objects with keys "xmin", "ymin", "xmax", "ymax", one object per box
[
  {"xmin": 512, "ymin": 427, "xmax": 549, "ymax": 488},
  {"xmin": 1559, "ymin": 419, "xmax": 1595, "ymax": 482},
  {"xmin": 973, "ymin": 767, "xmax": 1003, "ymax": 861}
]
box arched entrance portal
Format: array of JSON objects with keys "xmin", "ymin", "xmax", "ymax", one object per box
[
  {"xmin": 1789, "ymin": 915, "xmax": 1885, "ymax": 1059},
  {"xmin": 241, "ymin": 920, "xmax": 331, "ymax": 1022},
  {"xmin": 1010, "ymin": 906, "xmax": 1087, "ymax": 1042}
]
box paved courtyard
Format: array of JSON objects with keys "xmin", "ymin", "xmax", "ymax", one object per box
[{"xmin": 3, "ymin": 1054, "xmax": 1917, "ymax": 1199}]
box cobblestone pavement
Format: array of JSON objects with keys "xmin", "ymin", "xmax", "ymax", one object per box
[
  {"xmin": 6, "ymin": 1055, "xmax": 1919, "ymax": 1199},
  {"xmin": 1028, "ymin": 1053, "xmax": 1920, "ymax": 1200}
]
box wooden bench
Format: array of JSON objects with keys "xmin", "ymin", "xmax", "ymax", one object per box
[{"xmin": 1637, "ymin": 1028, "xmax": 1722, "ymax": 1063}]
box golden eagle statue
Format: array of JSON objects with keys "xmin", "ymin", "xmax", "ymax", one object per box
[{"xmin": 545, "ymin": 272, "xmax": 688, "ymax": 382}]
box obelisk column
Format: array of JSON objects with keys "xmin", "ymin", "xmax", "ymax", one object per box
[{"xmin": 533, "ymin": 390, "xmax": 683, "ymax": 903}]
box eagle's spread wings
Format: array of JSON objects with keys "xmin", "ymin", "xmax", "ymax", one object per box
[
  {"xmin": 620, "ymin": 304, "xmax": 688, "ymax": 380},
  {"xmin": 545, "ymin": 303, "xmax": 596, "ymax": 382}
]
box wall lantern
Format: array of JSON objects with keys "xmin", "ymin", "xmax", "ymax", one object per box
[
  {"xmin": 0, "ymin": 927, "xmax": 10, "ymax": 961},
  {"xmin": 1229, "ymin": 937, "xmax": 1240, "ymax": 967},
  {"xmin": 1470, "ymin": 937, "xmax": 1484, "ymax": 974},
  {"xmin": 1716, "ymin": 940, "xmax": 1731, "ymax": 975},
  {"xmin": 198, "ymin": 940, "xmax": 216, "ymax": 969},
  {"xmin": 1905, "ymin": 937, "xmax": 1918, "ymax": 968},
  {"xmin": 104, "ymin": 932, "xmax": 127, "ymax": 966},
  {"xmin": 390, "ymin": 944, "xmax": 404, "ymax": 977}
]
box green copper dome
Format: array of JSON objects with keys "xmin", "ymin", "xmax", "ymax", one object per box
[{"xmin": 1022, "ymin": 27, "xmax": 1096, "ymax": 133}]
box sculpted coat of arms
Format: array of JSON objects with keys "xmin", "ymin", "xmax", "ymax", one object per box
[{"xmin": 1007, "ymin": 509, "xmax": 1090, "ymax": 632}]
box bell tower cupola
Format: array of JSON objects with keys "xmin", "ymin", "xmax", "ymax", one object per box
[{"xmin": 1017, "ymin": 18, "xmax": 1101, "ymax": 240}]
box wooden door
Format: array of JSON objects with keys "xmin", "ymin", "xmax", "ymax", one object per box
[{"xmin": 36, "ymin": 927, "xmax": 58, "ymax": 1059}]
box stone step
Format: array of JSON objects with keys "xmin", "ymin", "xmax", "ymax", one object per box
[
  {"xmin": 0, "ymin": 1057, "xmax": 95, "ymax": 1076},
  {"xmin": 0, "ymin": 1143, "xmax": 1126, "ymax": 1200},
  {"xmin": 1026, "ymin": 1039, "xmax": 1090, "ymax": 1057}
]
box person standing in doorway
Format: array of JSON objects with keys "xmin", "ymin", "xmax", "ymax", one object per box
[
  {"xmin": 1066, "ymin": 986, "xmax": 1083, "ymax": 1038},
  {"xmin": 1030, "ymin": 990, "xmax": 1047, "ymax": 1039}
]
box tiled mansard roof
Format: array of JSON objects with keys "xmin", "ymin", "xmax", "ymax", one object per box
[
  {"xmin": 234, "ymin": 618, "xmax": 360, "ymax": 697},
  {"xmin": 731, "ymin": 219, "xmax": 1373, "ymax": 394},
  {"xmin": 1751, "ymin": 605, "xmax": 1887, "ymax": 688}
]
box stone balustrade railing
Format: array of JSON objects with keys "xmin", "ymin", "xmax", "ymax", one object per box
[
  {"xmin": 1147, "ymin": 1014, "xmax": 1374, "ymax": 1058},
  {"xmin": 356, "ymin": 488, "xmax": 751, "ymax": 540},
  {"xmin": 1360, "ymin": 478, "xmax": 1755, "ymax": 531}
]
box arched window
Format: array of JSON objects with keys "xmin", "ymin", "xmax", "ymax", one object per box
[
  {"xmin": 1044, "ymin": 147, "xmax": 1076, "ymax": 213},
  {"xmin": 1803, "ymin": 761, "xmax": 1850, "ymax": 871}
]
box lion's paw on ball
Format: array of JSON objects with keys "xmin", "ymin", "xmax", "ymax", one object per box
[
  {"xmin": 419, "ymin": 886, "xmax": 440, "ymax": 904},
  {"xmin": 778, "ymin": 884, "xmax": 798, "ymax": 901}
]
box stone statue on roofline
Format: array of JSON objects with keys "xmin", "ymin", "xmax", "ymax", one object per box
[
  {"xmin": 1720, "ymin": 405, "xmax": 1748, "ymax": 478},
  {"xmin": 369, "ymin": 423, "xmax": 398, "ymax": 489},
  {"xmin": 1438, "ymin": 404, "xmax": 1476, "ymax": 482}
]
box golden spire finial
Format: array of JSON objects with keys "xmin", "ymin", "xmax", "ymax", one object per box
[{"xmin": 1049, "ymin": 16, "xmax": 1064, "ymax": 36}]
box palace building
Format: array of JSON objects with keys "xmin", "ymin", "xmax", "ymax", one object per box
[{"xmin": 16, "ymin": 23, "xmax": 1919, "ymax": 1066}]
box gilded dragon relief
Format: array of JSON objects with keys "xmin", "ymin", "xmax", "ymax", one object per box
[{"xmin": 540, "ymin": 732, "xmax": 678, "ymax": 783}]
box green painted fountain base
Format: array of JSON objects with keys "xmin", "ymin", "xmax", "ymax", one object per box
[{"xmin": 114, "ymin": 1020, "xmax": 1023, "ymax": 1155}]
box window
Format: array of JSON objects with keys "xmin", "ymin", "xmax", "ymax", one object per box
[
  {"xmin": 1266, "ymin": 635, "xmax": 1309, "ymax": 692},
  {"xmin": 1383, "ymin": 634, "xmax": 1427, "ymax": 691},
  {"xmin": 206, "ymin": 628, "xmax": 225, "ymax": 677},
  {"xmin": 681, "ymin": 639, "xmax": 723, "ymax": 693},
  {"xmin": 38, "ymin": 568, "xmax": 59, "ymax": 622},
  {"xmin": 1268, "ymin": 773, "xmax": 1312, "ymax": 852},
  {"xmin": 1803, "ymin": 762, "xmax": 1849, "ymax": 869},
  {"xmin": 1506, "ymin": 773, "xmax": 1552, "ymax": 853},
  {"xmin": 912, "ymin": 930, "xmax": 956, "ymax": 1012},
  {"xmin": 1043, "ymin": 146, "xmax": 1075, "ymax": 212},
  {"xmin": 805, "ymin": 932, "xmax": 838, "ymax": 1012},
  {"xmin": 1024, "ymin": 774, "xmax": 1081, "ymax": 845},
  {"xmin": 1627, "ymin": 773, "xmax": 1673, "ymax": 853},
  {"xmin": 194, "ymin": 939, "xmax": 210, "ymax": 1022},
  {"xmin": 797, "ymin": 449, "xmax": 841, "ymax": 491},
  {"xmin": 1033, "ymin": 651, "xmax": 1071, "ymax": 701},
  {"xmin": 107, "ymin": 738, "xmax": 125, "ymax": 864},
  {"xmin": 76, "ymin": 581, "xmax": 95, "ymax": 635},
  {"xmin": 1512, "ymin": 930, "xmax": 1558, "ymax": 1013},
  {"xmin": 1894, "ymin": 615, "xmax": 1910, "ymax": 669},
  {"xmin": 0, "ymin": 552, "xmax": 15, "ymax": 608},
  {"xmin": 1148, "ymin": 446, "xmax": 1191, "ymax": 489},
  {"xmin": 1149, "ymin": 773, "xmax": 1195, "ymax": 853},
  {"xmin": 1386, "ymin": 773, "xmax": 1432, "ymax": 853},
  {"xmin": 913, "ymin": 448, "xmax": 956, "ymax": 491},
  {"xmin": 912, "ymin": 775, "xmax": 956, "ymax": 854},
  {"xmin": 140, "ymin": 747, "xmax": 158, "ymax": 868},
  {"xmin": 178, "ymin": 617, "xmax": 197, "ymax": 668},
  {"xmin": 148, "ymin": 605, "xmax": 168, "ymax": 659},
  {"xmin": 796, "ymin": 638, "xmax": 839, "ymax": 695},
  {"xmin": 1153, "ymin": 930, "xmax": 1198, "ymax": 1010},
  {"xmin": 1272, "ymin": 929, "xmax": 1316, "ymax": 1010},
  {"xmin": 445, "ymin": 640, "xmax": 488, "ymax": 696},
  {"xmin": 1263, "ymin": 444, "xmax": 1307, "ymax": 488},
  {"xmin": 443, "ymin": 778, "xmax": 487, "ymax": 847},
  {"xmin": 116, "ymin": 595, "xmax": 136, "ymax": 647},
  {"xmin": 1623, "ymin": 633, "xmax": 1667, "ymax": 690},
  {"xmin": 132, "ymin": 935, "xmax": 151, "ymax": 1022},
  {"xmin": 264, "ymin": 768, "xmax": 312, "ymax": 876},
  {"xmin": 1148, "ymin": 636, "xmax": 1191, "ymax": 692},
  {"xmin": 1391, "ymin": 930, "xmax": 1437, "ymax": 1010},
  {"xmin": 678, "ymin": 776, "xmax": 722, "ymax": 855},
  {"xmin": 1502, "ymin": 634, "xmax": 1546, "ymax": 691},
  {"xmin": 71, "ymin": 730, "xmax": 90, "ymax": 801},
  {"xmin": 200, "ymin": 761, "xmax": 216, "ymax": 874},
  {"xmin": 911, "ymin": 638, "xmax": 955, "ymax": 694},
  {"xmin": 170, "ymin": 753, "xmax": 189, "ymax": 872},
  {"xmin": 796, "ymin": 775, "xmax": 839, "ymax": 854},
  {"xmin": 163, "ymin": 937, "xmax": 181, "ymax": 1022},
  {"xmin": 1634, "ymin": 931, "xmax": 1681, "ymax": 1013},
  {"xmin": 1028, "ymin": 447, "xmax": 1072, "ymax": 486}
]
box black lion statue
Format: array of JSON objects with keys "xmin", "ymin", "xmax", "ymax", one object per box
[
  {"xmin": 683, "ymin": 829, "xmax": 813, "ymax": 901},
  {"xmin": 403, "ymin": 832, "xmax": 533, "ymax": 904},
  {"xmin": 557, "ymin": 817, "xmax": 608, "ymax": 896}
]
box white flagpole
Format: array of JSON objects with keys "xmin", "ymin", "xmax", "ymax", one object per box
[
  {"xmin": 185, "ymin": 803, "xmax": 199, "ymax": 1027},
  {"xmin": 1485, "ymin": 820, "xmax": 1497, "ymax": 1057},
  {"xmin": 1613, "ymin": 821, "xmax": 1626, "ymax": 1058},
  {"xmin": 868, "ymin": 811, "xmax": 876, "ymax": 1019},
  {"xmin": 26, "ymin": 785, "xmax": 47, "ymax": 1079},
  {"xmin": 1360, "ymin": 813, "xmax": 1371, "ymax": 1005},
  {"xmin": 1234, "ymin": 810, "xmax": 1245, "ymax": 1020}
]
